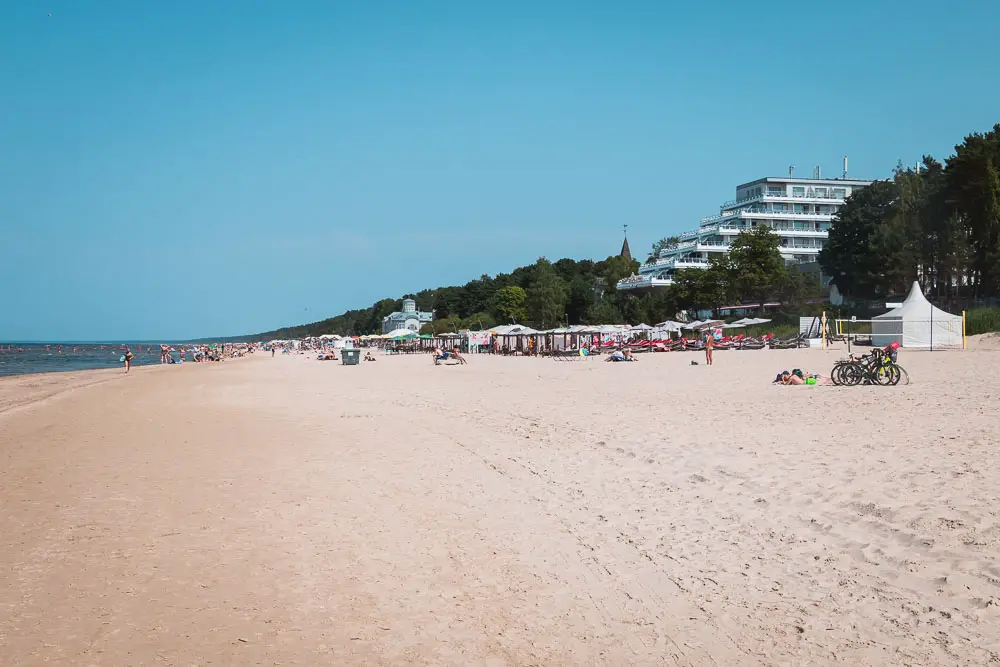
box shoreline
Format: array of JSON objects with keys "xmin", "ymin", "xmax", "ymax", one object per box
[{"xmin": 0, "ymin": 358, "xmax": 247, "ymax": 417}]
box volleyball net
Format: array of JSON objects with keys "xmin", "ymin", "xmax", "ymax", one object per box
[{"xmin": 828, "ymin": 316, "xmax": 965, "ymax": 350}]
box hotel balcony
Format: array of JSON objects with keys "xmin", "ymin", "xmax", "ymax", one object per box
[
  {"xmin": 676, "ymin": 223, "xmax": 827, "ymax": 245},
  {"xmin": 719, "ymin": 192, "xmax": 846, "ymax": 211},
  {"xmin": 648, "ymin": 256, "xmax": 711, "ymax": 270},
  {"xmin": 616, "ymin": 274, "xmax": 675, "ymax": 291},
  {"xmin": 701, "ymin": 209, "xmax": 836, "ymax": 225}
]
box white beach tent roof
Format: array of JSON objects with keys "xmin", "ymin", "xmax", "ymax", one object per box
[
  {"xmin": 489, "ymin": 324, "xmax": 540, "ymax": 335},
  {"xmin": 629, "ymin": 323, "xmax": 654, "ymax": 331},
  {"xmin": 683, "ymin": 319, "xmax": 723, "ymax": 330},
  {"xmin": 872, "ymin": 281, "xmax": 962, "ymax": 348},
  {"xmin": 653, "ymin": 320, "xmax": 684, "ymax": 332}
]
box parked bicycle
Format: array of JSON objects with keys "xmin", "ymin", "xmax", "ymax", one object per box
[{"xmin": 831, "ymin": 343, "xmax": 909, "ymax": 386}]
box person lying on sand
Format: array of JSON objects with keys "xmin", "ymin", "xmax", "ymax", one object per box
[
  {"xmin": 606, "ymin": 349, "xmax": 636, "ymax": 362},
  {"xmin": 776, "ymin": 370, "xmax": 804, "ymax": 385},
  {"xmin": 775, "ymin": 369, "xmax": 827, "ymax": 385},
  {"xmin": 364, "ymin": 352, "xmax": 376, "ymax": 362}
]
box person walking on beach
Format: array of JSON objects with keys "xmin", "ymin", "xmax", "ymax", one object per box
[
  {"xmin": 123, "ymin": 346, "xmax": 135, "ymax": 374},
  {"xmin": 704, "ymin": 330, "xmax": 714, "ymax": 366}
]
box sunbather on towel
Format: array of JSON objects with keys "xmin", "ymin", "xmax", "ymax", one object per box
[{"xmin": 775, "ymin": 369, "xmax": 826, "ymax": 385}]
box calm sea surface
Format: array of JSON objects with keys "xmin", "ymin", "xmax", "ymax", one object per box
[{"xmin": 0, "ymin": 344, "xmax": 173, "ymax": 377}]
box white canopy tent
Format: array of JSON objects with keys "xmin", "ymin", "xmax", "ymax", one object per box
[
  {"xmin": 382, "ymin": 328, "xmax": 417, "ymax": 339},
  {"xmin": 871, "ymin": 281, "xmax": 962, "ymax": 348},
  {"xmin": 682, "ymin": 319, "xmax": 723, "ymax": 330}
]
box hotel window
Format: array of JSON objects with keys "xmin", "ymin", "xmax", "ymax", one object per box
[
  {"xmin": 832, "ymin": 188, "xmax": 846, "ymax": 199},
  {"xmin": 792, "ymin": 186, "xmax": 805, "ymax": 197},
  {"xmin": 813, "ymin": 187, "xmax": 827, "ymax": 197}
]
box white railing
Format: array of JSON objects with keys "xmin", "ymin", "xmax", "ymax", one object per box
[
  {"xmin": 618, "ymin": 274, "xmax": 653, "ymax": 286},
  {"xmin": 617, "ymin": 274, "xmax": 675, "ymax": 288},
  {"xmin": 719, "ymin": 193, "xmax": 764, "ymax": 208},
  {"xmin": 779, "ymin": 245, "xmax": 822, "ymax": 252},
  {"xmin": 741, "ymin": 208, "xmax": 836, "ymax": 218},
  {"xmin": 643, "ymin": 255, "xmax": 710, "ymax": 269},
  {"xmin": 679, "ymin": 227, "xmax": 708, "ymax": 240},
  {"xmin": 789, "ymin": 192, "xmax": 844, "ymax": 200},
  {"xmin": 700, "ymin": 211, "xmax": 740, "ymax": 224}
]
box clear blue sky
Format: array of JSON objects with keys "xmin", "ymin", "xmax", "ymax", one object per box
[{"xmin": 2, "ymin": 0, "xmax": 998, "ymax": 341}]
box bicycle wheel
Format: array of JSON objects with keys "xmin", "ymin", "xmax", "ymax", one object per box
[
  {"xmin": 873, "ymin": 363, "xmax": 898, "ymax": 386},
  {"xmin": 839, "ymin": 363, "xmax": 864, "ymax": 386},
  {"xmin": 868, "ymin": 364, "xmax": 899, "ymax": 387},
  {"xmin": 830, "ymin": 364, "xmax": 844, "ymax": 385},
  {"xmin": 893, "ymin": 365, "xmax": 910, "ymax": 386}
]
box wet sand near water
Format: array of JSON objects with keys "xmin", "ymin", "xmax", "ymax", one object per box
[{"xmin": 1, "ymin": 348, "xmax": 998, "ymax": 665}]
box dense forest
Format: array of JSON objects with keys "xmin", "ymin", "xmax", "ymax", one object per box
[
  {"xmin": 250, "ymin": 253, "xmax": 639, "ymax": 340},
  {"xmin": 248, "ymin": 226, "xmax": 822, "ymax": 341},
  {"xmin": 819, "ymin": 124, "xmax": 1000, "ymax": 302}
]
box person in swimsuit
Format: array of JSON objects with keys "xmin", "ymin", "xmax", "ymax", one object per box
[
  {"xmin": 123, "ymin": 346, "xmax": 135, "ymax": 374},
  {"xmin": 704, "ymin": 331, "xmax": 714, "ymax": 366}
]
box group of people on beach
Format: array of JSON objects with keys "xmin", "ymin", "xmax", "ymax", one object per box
[
  {"xmin": 120, "ymin": 343, "xmax": 257, "ymax": 373},
  {"xmin": 432, "ymin": 346, "xmax": 465, "ymax": 365}
]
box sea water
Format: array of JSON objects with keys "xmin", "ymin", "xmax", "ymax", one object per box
[{"xmin": 0, "ymin": 344, "xmax": 171, "ymax": 377}]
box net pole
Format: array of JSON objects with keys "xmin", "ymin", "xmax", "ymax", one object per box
[
  {"xmin": 821, "ymin": 311, "xmax": 827, "ymax": 349},
  {"xmin": 930, "ymin": 303, "xmax": 934, "ymax": 352},
  {"xmin": 963, "ymin": 310, "xmax": 967, "ymax": 349}
]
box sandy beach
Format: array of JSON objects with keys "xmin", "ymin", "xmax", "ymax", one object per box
[{"xmin": 1, "ymin": 346, "xmax": 999, "ymax": 665}]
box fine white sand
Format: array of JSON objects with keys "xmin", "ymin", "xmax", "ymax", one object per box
[{"xmin": 1, "ymin": 346, "xmax": 998, "ymax": 665}]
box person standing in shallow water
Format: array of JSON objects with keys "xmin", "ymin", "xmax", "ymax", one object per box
[
  {"xmin": 704, "ymin": 331, "xmax": 714, "ymax": 366},
  {"xmin": 123, "ymin": 346, "xmax": 135, "ymax": 374}
]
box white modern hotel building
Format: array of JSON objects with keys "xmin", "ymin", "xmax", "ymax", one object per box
[{"xmin": 617, "ymin": 167, "xmax": 872, "ymax": 293}]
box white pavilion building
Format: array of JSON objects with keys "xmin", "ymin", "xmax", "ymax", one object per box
[{"xmin": 381, "ymin": 298, "xmax": 433, "ymax": 334}]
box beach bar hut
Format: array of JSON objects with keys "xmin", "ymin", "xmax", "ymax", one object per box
[{"xmin": 871, "ymin": 281, "xmax": 962, "ymax": 348}]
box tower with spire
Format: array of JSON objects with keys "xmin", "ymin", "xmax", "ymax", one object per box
[{"xmin": 620, "ymin": 224, "xmax": 632, "ymax": 262}]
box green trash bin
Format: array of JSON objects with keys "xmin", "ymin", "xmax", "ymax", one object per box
[{"xmin": 341, "ymin": 349, "xmax": 361, "ymax": 366}]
